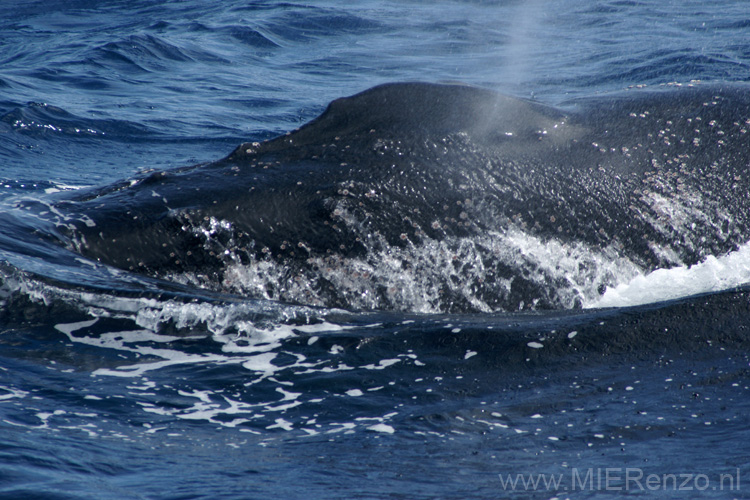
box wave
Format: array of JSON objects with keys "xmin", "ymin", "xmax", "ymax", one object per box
[{"xmin": 0, "ymin": 101, "xmax": 154, "ymax": 139}]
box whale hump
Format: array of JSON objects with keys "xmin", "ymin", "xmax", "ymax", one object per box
[{"xmin": 231, "ymin": 82, "xmax": 568, "ymax": 156}]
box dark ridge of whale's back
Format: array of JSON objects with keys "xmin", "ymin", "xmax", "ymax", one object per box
[{"xmin": 238, "ymin": 82, "xmax": 569, "ymax": 153}]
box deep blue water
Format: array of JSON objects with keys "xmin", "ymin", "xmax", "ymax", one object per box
[{"xmin": 2, "ymin": 1, "xmax": 750, "ymax": 499}]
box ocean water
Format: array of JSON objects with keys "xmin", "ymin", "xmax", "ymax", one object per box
[{"xmin": 1, "ymin": 1, "xmax": 750, "ymax": 499}]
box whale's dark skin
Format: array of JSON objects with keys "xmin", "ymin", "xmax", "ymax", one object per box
[{"xmin": 52, "ymin": 82, "xmax": 750, "ymax": 311}]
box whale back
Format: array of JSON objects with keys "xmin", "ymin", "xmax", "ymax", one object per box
[{"xmin": 53, "ymin": 82, "xmax": 750, "ymax": 312}]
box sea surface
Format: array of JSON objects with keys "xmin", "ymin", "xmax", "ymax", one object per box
[{"xmin": 1, "ymin": 1, "xmax": 750, "ymax": 499}]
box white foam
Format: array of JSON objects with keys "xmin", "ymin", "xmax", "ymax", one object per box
[
  {"xmin": 267, "ymin": 418, "xmax": 294, "ymax": 431},
  {"xmin": 44, "ymin": 291, "xmax": 339, "ymax": 380},
  {"xmin": 5, "ymin": 273, "xmax": 422, "ymax": 435},
  {"xmin": 362, "ymin": 358, "xmax": 401, "ymax": 370},
  {"xmin": 241, "ymin": 352, "xmax": 279, "ymax": 373},
  {"xmin": 44, "ymin": 183, "xmax": 86, "ymax": 194},
  {"xmin": 217, "ymin": 223, "xmax": 641, "ymax": 313},
  {"xmin": 367, "ymin": 423, "xmax": 395, "ymax": 434},
  {"xmin": 0, "ymin": 386, "xmax": 29, "ymax": 401},
  {"xmin": 587, "ymin": 241, "xmax": 750, "ymax": 308}
]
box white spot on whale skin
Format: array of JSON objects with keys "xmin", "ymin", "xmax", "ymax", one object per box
[{"xmin": 527, "ymin": 341, "xmax": 544, "ymax": 349}]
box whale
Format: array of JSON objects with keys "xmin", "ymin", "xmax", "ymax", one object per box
[{"xmin": 45, "ymin": 82, "xmax": 750, "ymax": 312}]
